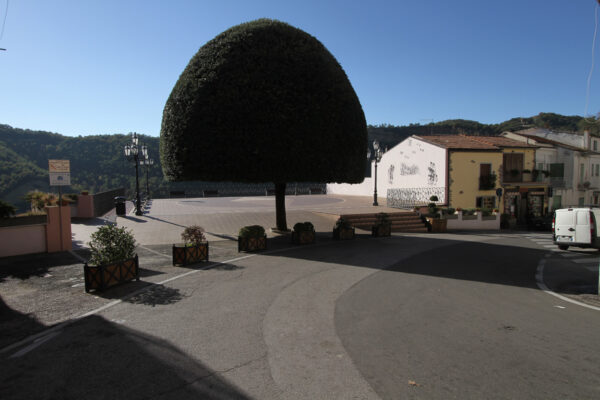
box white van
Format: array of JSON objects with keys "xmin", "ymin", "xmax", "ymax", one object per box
[{"xmin": 553, "ymin": 207, "xmax": 600, "ymax": 250}]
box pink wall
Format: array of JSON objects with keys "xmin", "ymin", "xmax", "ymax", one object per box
[
  {"xmin": 45, "ymin": 205, "xmax": 72, "ymax": 252},
  {"xmin": 77, "ymin": 194, "xmax": 94, "ymax": 218},
  {"xmin": 0, "ymin": 224, "xmax": 46, "ymax": 257}
]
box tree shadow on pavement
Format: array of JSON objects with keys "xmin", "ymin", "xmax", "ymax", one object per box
[
  {"xmin": 261, "ymin": 234, "xmax": 599, "ymax": 296},
  {"xmin": 124, "ymin": 284, "xmax": 185, "ymax": 307},
  {"xmin": 0, "ymin": 296, "xmax": 47, "ymax": 350},
  {"xmin": 0, "ymin": 251, "xmax": 81, "ymax": 283},
  {"xmin": 0, "ymin": 315, "xmax": 251, "ymax": 400}
]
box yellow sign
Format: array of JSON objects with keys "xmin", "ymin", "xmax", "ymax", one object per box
[{"xmin": 48, "ymin": 159, "xmax": 70, "ymax": 173}]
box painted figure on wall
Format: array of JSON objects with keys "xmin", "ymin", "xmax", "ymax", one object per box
[{"xmin": 428, "ymin": 162, "xmax": 438, "ymax": 185}]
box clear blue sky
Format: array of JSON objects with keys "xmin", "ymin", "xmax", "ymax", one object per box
[{"xmin": 0, "ymin": 0, "xmax": 599, "ymax": 137}]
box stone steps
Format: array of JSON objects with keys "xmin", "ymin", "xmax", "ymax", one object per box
[{"xmin": 339, "ymin": 212, "xmax": 428, "ymax": 233}]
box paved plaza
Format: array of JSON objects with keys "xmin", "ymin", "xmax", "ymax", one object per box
[{"xmin": 72, "ymin": 194, "xmax": 399, "ymax": 247}]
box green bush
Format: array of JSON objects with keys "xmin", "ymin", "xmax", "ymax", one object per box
[
  {"xmin": 239, "ymin": 225, "xmax": 266, "ymax": 238},
  {"xmin": 88, "ymin": 224, "xmax": 136, "ymax": 266},
  {"xmin": 293, "ymin": 222, "xmax": 314, "ymax": 232},
  {"xmin": 181, "ymin": 225, "xmax": 206, "ymax": 246},
  {"xmin": 0, "ymin": 200, "xmax": 16, "ymax": 218},
  {"xmin": 334, "ymin": 217, "xmax": 352, "ymax": 229}
]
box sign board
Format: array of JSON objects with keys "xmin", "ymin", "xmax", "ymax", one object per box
[
  {"xmin": 48, "ymin": 160, "xmax": 71, "ymax": 186},
  {"xmin": 49, "ymin": 159, "xmax": 70, "ymax": 173},
  {"xmin": 49, "ymin": 172, "xmax": 71, "ymax": 186}
]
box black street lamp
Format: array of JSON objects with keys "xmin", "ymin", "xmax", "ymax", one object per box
[
  {"xmin": 367, "ymin": 140, "xmax": 384, "ymax": 206},
  {"xmin": 140, "ymin": 155, "xmax": 154, "ymax": 199},
  {"xmin": 124, "ymin": 132, "xmax": 147, "ymax": 216}
]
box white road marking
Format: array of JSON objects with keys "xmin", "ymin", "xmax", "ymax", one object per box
[
  {"xmin": 536, "ymin": 258, "xmax": 600, "ymax": 312},
  {"xmin": 571, "ymin": 258, "xmax": 600, "ymax": 264},
  {"xmin": 138, "ymin": 245, "xmax": 171, "ymax": 259},
  {"xmin": 10, "ymin": 331, "xmax": 62, "ymax": 358},
  {"xmin": 554, "ymin": 305, "xmax": 566, "ymax": 309}
]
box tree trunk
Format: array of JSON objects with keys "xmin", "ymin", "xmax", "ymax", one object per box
[{"xmin": 275, "ymin": 182, "xmax": 288, "ymax": 231}]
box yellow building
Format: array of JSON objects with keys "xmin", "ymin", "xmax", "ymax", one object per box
[{"xmin": 417, "ymin": 135, "xmax": 547, "ymax": 221}]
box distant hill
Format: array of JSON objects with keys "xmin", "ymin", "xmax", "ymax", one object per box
[
  {"xmin": 0, "ymin": 125, "xmax": 162, "ymax": 212},
  {"xmin": 1, "ymin": 112, "xmax": 598, "ymax": 212},
  {"xmin": 367, "ymin": 112, "xmax": 597, "ymax": 153}
]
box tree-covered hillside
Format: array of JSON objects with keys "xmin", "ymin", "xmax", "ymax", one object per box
[
  {"xmin": 1, "ymin": 112, "xmax": 598, "ymax": 212},
  {"xmin": 0, "ymin": 125, "xmax": 163, "ymax": 212}
]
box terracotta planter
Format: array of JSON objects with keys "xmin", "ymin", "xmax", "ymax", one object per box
[
  {"xmin": 372, "ymin": 223, "xmax": 391, "ymax": 237},
  {"xmin": 292, "ymin": 230, "xmax": 315, "ymax": 245},
  {"xmin": 238, "ymin": 235, "xmax": 267, "ymax": 252},
  {"xmin": 84, "ymin": 255, "xmax": 139, "ymax": 292},
  {"xmin": 333, "ymin": 227, "xmax": 355, "ymax": 240},
  {"xmin": 173, "ymin": 242, "xmax": 209, "ymax": 266},
  {"xmin": 426, "ymin": 217, "xmax": 447, "ymax": 233}
]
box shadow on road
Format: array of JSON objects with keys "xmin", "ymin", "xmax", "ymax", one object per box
[
  {"xmin": 263, "ymin": 234, "xmax": 599, "ymax": 296},
  {"xmin": 0, "ymin": 251, "xmax": 81, "ymax": 283},
  {"xmin": 0, "ymin": 315, "xmax": 251, "ymax": 400}
]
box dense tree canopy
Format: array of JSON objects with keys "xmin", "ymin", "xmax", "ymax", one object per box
[{"xmin": 160, "ymin": 18, "xmax": 368, "ymax": 185}]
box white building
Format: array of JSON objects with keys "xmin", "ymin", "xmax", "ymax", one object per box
[
  {"xmin": 327, "ymin": 136, "xmax": 447, "ymax": 206},
  {"xmin": 502, "ymin": 129, "xmax": 600, "ymax": 208}
]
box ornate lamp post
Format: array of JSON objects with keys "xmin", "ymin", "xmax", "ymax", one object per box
[
  {"xmin": 140, "ymin": 154, "xmax": 154, "ymax": 199},
  {"xmin": 124, "ymin": 132, "xmax": 147, "ymax": 216},
  {"xmin": 367, "ymin": 140, "xmax": 384, "ymax": 206}
]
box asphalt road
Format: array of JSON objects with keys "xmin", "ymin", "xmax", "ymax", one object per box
[
  {"xmin": 1, "ymin": 232, "xmax": 599, "ymax": 399},
  {"xmin": 336, "ymin": 234, "xmax": 600, "ymax": 399}
]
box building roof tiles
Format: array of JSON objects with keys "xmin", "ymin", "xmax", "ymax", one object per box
[{"xmin": 414, "ymin": 134, "xmax": 537, "ymax": 150}]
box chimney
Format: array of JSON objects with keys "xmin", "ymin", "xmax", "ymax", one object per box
[{"xmin": 584, "ymin": 130, "xmax": 590, "ymax": 149}]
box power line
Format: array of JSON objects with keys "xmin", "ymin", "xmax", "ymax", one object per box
[
  {"xmin": 0, "ymin": 0, "xmax": 8, "ymax": 42},
  {"xmin": 585, "ymin": 1, "xmax": 599, "ymax": 118}
]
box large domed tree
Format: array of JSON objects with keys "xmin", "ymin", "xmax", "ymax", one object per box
[{"xmin": 160, "ymin": 19, "xmax": 367, "ymax": 231}]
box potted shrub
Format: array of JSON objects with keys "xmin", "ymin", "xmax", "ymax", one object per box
[
  {"xmin": 333, "ymin": 217, "xmax": 354, "ymax": 240},
  {"xmin": 425, "ymin": 195, "xmax": 447, "ymax": 232},
  {"xmin": 238, "ymin": 225, "xmax": 267, "ymax": 252},
  {"xmin": 372, "ymin": 212, "xmax": 391, "ymax": 237},
  {"xmin": 292, "ymin": 221, "xmax": 316, "ymax": 244},
  {"xmin": 173, "ymin": 225, "xmax": 209, "ymax": 266},
  {"xmin": 0, "ymin": 200, "xmax": 16, "ymax": 219},
  {"xmin": 84, "ymin": 224, "xmax": 139, "ymax": 292}
]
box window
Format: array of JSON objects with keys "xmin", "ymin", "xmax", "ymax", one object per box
[
  {"xmin": 536, "ymin": 162, "xmax": 545, "ymax": 182},
  {"xmin": 594, "ymin": 140, "xmax": 598, "ymax": 151},
  {"xmin": 503, "ymin": 153, "xmax": 524, "ymax": 182},
  {"xmin": 578, "ymin": 197, "xmax": 585, "ymax": 206},
  {"xmin": 476, "ymin": 196, "xmax": 495, "ymax": 210},
  {"xmin": 596, "ymin": 164, "xmax": 599, "ymax": 177},
  {"xmin": 580, "ymin": 163, "xmax": 585, "ymax": 182},
  {"xmin": 479, "ymin": 163, "xmax": 495, "ymax": 190},
  {"xmin": 549, "ymin": 163, "xmax": 564, "ymax": 178}
]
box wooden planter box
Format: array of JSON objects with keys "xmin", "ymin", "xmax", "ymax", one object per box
[
  {"xmin": 333, "ymin": 227, "xmax": 355, "ymax": 240},
  {"xmin": 238, "ymin": 235, "xmax": 267, "ymax": 252},
  {"xmin": 426, "ymin": 217, "xmax": 447, "ymax": 233},
  {"xmin": 84, "ymin": 255, "xmax": 139, "ymax": 292},
  {"xmin": 292, "ymin": 230, "xmax": 315, "ymax": 245},
  {"xmin": 173, "ymin": 242, "xmax": 209, "ymax": 266},
  {"xmin": 372, "ymin": 223, "xmax": 391, "ymax": 237}
]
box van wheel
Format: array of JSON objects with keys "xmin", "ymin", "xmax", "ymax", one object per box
[{"xmin": 558, "ymin": 245, "xmax": 569, "ymax": 250}]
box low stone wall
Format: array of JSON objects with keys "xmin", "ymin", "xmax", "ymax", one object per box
[
  {"xmin": 446, "ymin": 211, "xmax": 500, "ymax": 230},
  {"xmin": 93, "ymin": 188, "xmax": 125, "ymax": 217},
  {"xmin": 0, "ymin": 215, "xmax": 48, "ymax": 257}
]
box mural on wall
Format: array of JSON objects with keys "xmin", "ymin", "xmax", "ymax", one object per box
[
  {"xmin": 388, "ymin": 164, "xmax": 395, "ymax": 184},
  {"xmin": 428, "ymin": 162, "xmax": 438, "ymax": 186},
  {"xmin": 387, "ymin": 187, "xmax": 445, "ymax": 208},
  {"xmin": 400, "ymin": 163, "xmax": 419, "ymax": 175}
]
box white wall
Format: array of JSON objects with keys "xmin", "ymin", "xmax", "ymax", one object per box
[
  {"xmin": 327, "ymin": 177, "xmax": 373, "ymax": 196},
  {"xmin": 327, "ymin": 136, "xmax": 447, "ymax": 205}
]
